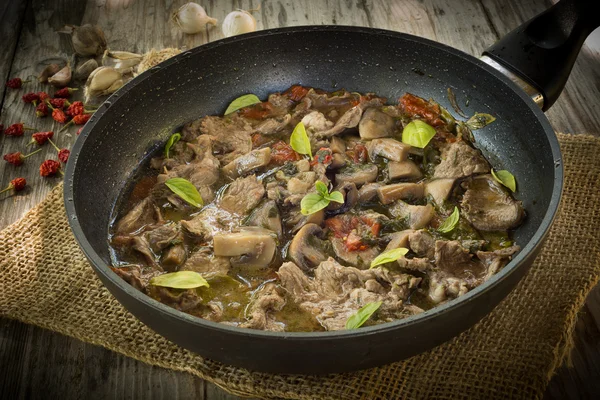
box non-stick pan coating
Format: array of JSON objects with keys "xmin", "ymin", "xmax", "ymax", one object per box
[{"xmin": 65, "ymin": 26, "xmax": 562, "ymax": 374}]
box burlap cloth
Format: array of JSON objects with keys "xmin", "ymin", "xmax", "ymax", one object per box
[{"xmin": 1, "ymin": 133, "xmax": 599, "ymax": 399}]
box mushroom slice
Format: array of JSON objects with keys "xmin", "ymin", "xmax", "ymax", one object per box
[
  {"xmin": 460, "ymin": 175, "xmax": 524, "ymax": 231},
  {"xmin": 288, "ymin": 209, "xmax": 325, "ymax": 233},
  {"xmin": 326, "ymin": 182, "xmax": 358, "ymax": 213},
  {"xmin": 384, "ymin": 229, "xmax": 415, "ymax": 251},
  {"xmin": 329, "ymin": 153, "xmax": 347, "ymax": 169},
  {"xmin": 222, "ymin": 147, "xmax": 271, "ymax": 179},
  {"xmin": 357, "ymin": 182, "xmax": 382, "ymax": 203},
  {"xmin": 335, "ymin": 164, "xmax": 378, "ymax": 187},
  {"xmin": 377, "ymin": 182, "xmax": 425, "ymax": 205},
  {"xmin": 389, "ymin": 201, "xmax": 435, "ymax": 229},
  {"xmin": 359, "ymin": 108, "xmax": 395, "ymax": 139},
  {"xmin": 288, "ymin": 223, "xmax": 329, "ymax": 271},
  {"xmin": 255, "ymin": 114, "xmax": 292, "ymax": 135},
  {"xmin": 367, "ymin": 138, "xmax": 411, "ymax": 162},
  {"xmin": 424, "ymin": 178, "xmax": 456, "ymax": 205},
  {"xmin": 388, "ymin": 160, "xmax": 423, "ymax": 180},
  {"xmin": 213, "ymin": 227, "xmax": 277, "ymax": 268},
  {"xmin": 245, "ymin": 200, "xmax": 283, "ymax": 239}
]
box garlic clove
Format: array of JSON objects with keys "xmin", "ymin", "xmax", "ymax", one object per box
[
  {"xmin": 60, "ymin": 24, "xmax": 107, "ymax": 56},
  {"xmin": 172, "ymin": 2, "xmax": 217, "ymax": 34},
  {"xmin": 86, "ymin": 66, "xmax": 122, "ymax": 92},
  {"xmin": 102, "ymin": 50, "xmax": 143, "ymax": 73},
  {"xmin": 48, "ymin": 63, "xmax": 72, "ymax": 87},
  {"xmin": 38, "ymin": 63, "xmax": 62, "ymax": 83},
  {"xmin": 74, "ymin": 59, "xmax": 98, "ymax": 81},
  {"xmin": 222, "ymin": 9, "xmax": 257, "ymax": 38}
]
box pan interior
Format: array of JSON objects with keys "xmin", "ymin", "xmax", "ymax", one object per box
[{"xmin": 68, "ymin": 27, "xmax": 557, "ymax": 328}]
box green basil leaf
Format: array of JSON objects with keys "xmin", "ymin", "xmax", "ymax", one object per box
[
  {"xmin": 224, "ymin": 94, "xmax": 261, "ymax": 115},
  {"xmin": 401, "ymin": 120, "xmax": 436, "ymax": 148},
  {"xmin": 326, "ymin": 190, "xmax": 344, "ymax": 204},
  {"xmin": 438, "ymin": 206, "xmax": 460, "ymax": 233},
  {"xmin": 345, "ymin": 301, "xmax": 382, "ymax": 329},
  {"xmin": 290, "ymin": 122, "xmax": 313, "ymax": 158},
  {"xmin": 165, "ymin": 177, "xmax": 204, "ymax": 208},
  {"xmin": 491, "ymin": 169, "xmax": 517, "ymax": 192},
  {"xmin": 164, "ymin": 132, "xmax": 181, "ymax": 158},
  {"xmin": 150, "ymin": 271, "xmax": 209, "ymax": 289},
  {"xmin": 315, "ymin": 180, "xmax": 328, "ymax": 197},
  {"xmin": 465, "ymin": 112, "xmax": 496, "ymax": 130},
  {"xmin": 300, "ymin": 192, "xmax": 329, "ymax": 215},
  {"xmin": 370, "ymin": 247, "xmax": 409, "ymax": 268}
]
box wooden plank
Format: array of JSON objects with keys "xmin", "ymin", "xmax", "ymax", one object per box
[{"xmin": 0, "ymin": 0, "xmax": 28, "ymax": 111}]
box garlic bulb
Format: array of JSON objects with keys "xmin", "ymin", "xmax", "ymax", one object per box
[
  {"xmin": 136, "ymin": 48, "xmax": 181, "ymax": 75},
  {"xmin": 38, "ymin": 63, "xmax": 62, "ymax": 83},
  {"xmin": 102, "ymin": 50, "xmax": 143, "ymax": 73},
  {"xmin": 172, "ymin": 2, "xmax": 217, "ymax": 34},
  {"xmin": 74, "ymin": 59, "xmax": 99, "ymax": 81},
  {"xmin": 222, "ymin": 10, "xmax": 257, "ymax": 37},
  {"xmin": 48, "ymin": 63, "xmax": 72, "ymax": 87},
  {"xmin": 59, "ymin": 24, "xmax": 107, "ymax": 56},
  {"xmin": 84, "ymin": 66, "xmax": 123, "ymax": 102}
]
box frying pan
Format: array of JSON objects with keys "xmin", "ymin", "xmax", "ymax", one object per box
[{"xmin": 64, "ymin": 0, "xmax": 599, "ymax": 374}]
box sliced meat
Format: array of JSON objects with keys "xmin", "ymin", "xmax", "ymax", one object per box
[
  {"xmin": 111, "ymin": 265, "xmax": 146, "ymax": 291},
  {"xmin": 425, "ymin": 178, "xmax": 456, "ymax": 205},
  {"xmin": 335, "ymin": 164, "xmax": 378, "ymax": 187},
  {"xmin": 433, "ymin": 140, "xmax": 490, "ymax": 179},
  {"xmin": 461, "ymin": 175, "xmax": 525, "ymax": 231},
  {"xmin": 301, "ymin": 111, "xmax": 334, "ymax": 132},
  {"xmin": 200, "ymin": 115, "xmax": 253, "ymax": 164},
  {"xmin": 408, "ymin": 230, "xmax": 435, "ymax": 259},
  {"xmin": 147, "ymin": 285, "xmax": 202, "ymax": 313},
  {"xmin": 278, "ymin": 259, "xmax": 421, "ymax": 331},
  {"xmin": 388, "ymin": 160, "xmax": 423, "ymax": 180},
  {"xmin": 388, "ymin": 201, "xmax": 434, "ymax": 229},
  {"xmin": 219, "ymin": 175, "xmax": 265, "ymax": 215},
  {"xmin": 144, "ymin": 223, "xmax": 180, "ymax": 253},
  {"xmin": 255, "ymin": 114, "xmax": 292, "ymax": 135},
  {"xmin": 267, "ymin": 93, "xmax": 293, "ymax": 116},
  {"xmin": 222, "ymin": 147, "xmax": 271, "ymax": 179},
  {"xmin": 286, "ymin": 171, "xmax": 316, "ymax": 194},
  {"xmin": 180, "ymin": 205, "xmax": 239, "ymax": 242},
  {"xmin": 161, "ymin": 244, "xmax": 187, "ymax": 271},
  {"xmin": 397, "ymin": 256, "xmax": 431, "ymax": 272},
  {"xmin": 180, "ymin": 247, "xmax": 231, "ymax": 278},
  {"xmin": 476, "ymin": 245, "xmax": 520, "ymax": 280},
  {"xmin": 116, "ymin": 198, "xmax": 156, "ymax": 234},
  {"xmin": 240, "ymin": 282, "xmax": 286, "ymax": 331},
  {"xmin": 314, "ymin": 106, "xmax": 362, "ymax": 138},
  {"xmin": 377, "ymin": 182, "xmax": 425, "ymax": 205},
  {"xmin": 132, "ymin": 236, "xmax": 159, "ymax": 268},
  {"xmin": 367, "ymin": 138, "xmax": 411, "ymax": 162},
  {"xmin": 359, "ymin": 108, "xmax": 394, "ymax": 139}
]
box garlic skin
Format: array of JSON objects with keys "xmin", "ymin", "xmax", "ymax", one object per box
[
  {"xmin": 222, "ymin": 10, "xmax": 257, "ymax": 37},
  {"xmin": 84, "ymin": 66, "xmax": 123, "ymax": 102},
  {"xmin": 48, "ymin": 63, "xmax": 72, "ymax": 87},
  {"xmin": 74, "ymin": 59, "xmax": 99, "ymax": 81},
  {"xmin": 136, "ymin": 48, "xmax": 181, "ymax": 75},
  {"xmin": 38, "ymin": 63, "xmax": 62, "ymax": 83},
  {"xmin": 172, "ymin": 2, "xmax": 217, "ymax": 34},
  {"xmin": 102, "ymin": 50, "xmax": 142, "ymax": 73}
]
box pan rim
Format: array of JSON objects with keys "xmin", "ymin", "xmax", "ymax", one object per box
[{"xmin": 64, "ymin": 25, "xmax": 564, "ymax": 340}]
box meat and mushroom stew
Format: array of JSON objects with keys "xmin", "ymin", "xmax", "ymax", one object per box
[{"xmin": 109, "ymin": 86, "xmax": 525, "ymax": 332}]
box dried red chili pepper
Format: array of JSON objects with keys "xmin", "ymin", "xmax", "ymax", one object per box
[
  {"xmin": 53, "ymin": 87, "xmax": 78, "ymax": 98},
  {"xmin": 22, "ymin": 92, "xmax": 40, "ymax": 104},
  {"xmin": 66, "ymin": 101, "xmax": 85, "ymax": 117},
  {"xmin": 76, "ymin": 127, "xmax": 83, "ymax": 135},
  {"xmin": 39, "ymin": 159, "xmax": 61, "ymax": 177},
  {"xmin": 48, "ymin": 98, "xmax": 69, "ymax": 109},
  {"xmin": 52, "ymin": 109, "xmax": 68, "ymax": 123},
  {"xmin": 399, "ymin": 93, "xmax": 444, "ymax": 127},
  {"xmin": 58, "ymin": 149, "xmax": 70, "ymax": 163},
  {"xmin": 0, "ymin": 177, "xmax": 27, "ymax": 194},
  {"xmin": 35, "ymin": 102, "xmax": 49, "ymax": 118},
  {"xmin": 37, "ymin": 91, "xmax": 50, "ymax": 102},
  {"xmin": 30, "ymin": 131, "xmax": 54, "ymax": 145},
  {"xmin": 284, "ymin": 85, "xmax": 309, "ymax": 102},
  {"xmin": 4, "ymin": 123, "xmax": 35, "ymax": 136},
  {"xmin": 6, "ymin": 78, "xmax": 28, "ymax": 89},
  {"xmin": 73, "ymin": 113, "xmax": 91, "ymax": 125},
  {"xmin": 3, "ymin": 149, "xmax": 42, "ymax": 166}
]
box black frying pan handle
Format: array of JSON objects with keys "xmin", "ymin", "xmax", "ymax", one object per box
[{"xmin": 482, "ymin": 0, "xmax": 600, "ymax": 111}]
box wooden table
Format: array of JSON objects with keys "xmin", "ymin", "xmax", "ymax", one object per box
[{"xmin": 1, "ymin": 0, "xmax": 598, "ymax": 398}]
